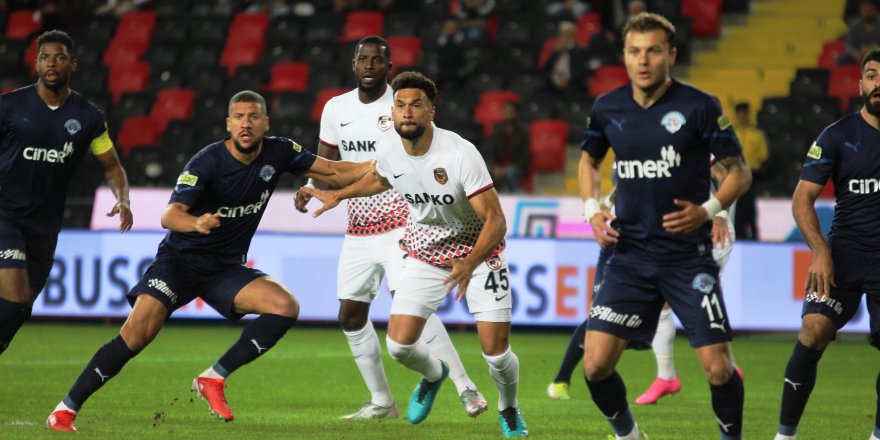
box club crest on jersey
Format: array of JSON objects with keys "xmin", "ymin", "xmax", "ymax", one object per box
[
  {"xmin": 692, "ymin": 273, "xmax": 716, "ymax": 294},
  {"xmin": 660, "ymin": 111, "xmax": 686, "ymax": 134},
  {"xmin": 64, "ymin": 118, "xmax": 81, "ymax": 135},
  {"xmin": 259, "ymin": 165, "xmax": 276, "ymax": 182},
  {"xmin": 433, "ymin": 168, "xmax": 448, "ymax": 185},
  {"xmin": 487, "ymin": 256, "xmax": 502, "ymax": 270},
  {"xmin": 378, "ymin": 115, "xmax": 392, "ymax": 131}
]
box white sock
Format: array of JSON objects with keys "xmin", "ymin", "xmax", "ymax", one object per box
[
  {"xmin": 344, "ymin": 321, "xmax": 393, "ymax": 407},
  {"xmin": 199, "ymin": 366, "xmax": 224, "ymax": 380},
  {"xmin": 870, "ymin": 434, "xmax": 879, "ymax": 440},
  {"xmin": 483, "ymin": 347, "xmax": 519, "ymax": 411},
  {"xmin": 773, "ymin": 434, "xmax": 796, "ymax": 440},
  {"xmin": 422, "ymin": 314, "xmax": 475, "ymax": 395},
  {"xmin": 386, "ymin": 336, "xmax": 443, "ymax": 381},
  {"xmin": 652, "ymin": 308, "xmax": 677, "ymax": 380},
  {"xmin": 53, "ymin": 401, "xmax": 75, "ymax": 414},
  {"xmin": 618, "ymin": 424, "xmax": 643, "ymax": 440}
]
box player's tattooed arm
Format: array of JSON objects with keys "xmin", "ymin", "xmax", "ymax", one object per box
[{"xmin": 713, "ymin": 154, "xmax": 752, "ymax": 209}]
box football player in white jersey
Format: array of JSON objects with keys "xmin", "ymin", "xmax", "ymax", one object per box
[
  {"xmin": 294, "ymin": 37, "xmax": 486, "ymax": 420},
  {"xmin": 301, "ymin": 71, "xmax": 529, "ymax": 437}
]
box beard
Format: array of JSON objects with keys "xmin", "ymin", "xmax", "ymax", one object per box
[
  {"xmin": 233, "ymin": 137, "xmax": 260, "ymax": 154},
  {"xmin": 395, "ymin": 122, "xmax": 426, "ymax": 140},
  {"xmin": 862, "ymin": 88, "xmax": 880, "ymax": 116},
  {"xmin": 40, "ymin": 72, "xmax": 68, "ymax": 91}
]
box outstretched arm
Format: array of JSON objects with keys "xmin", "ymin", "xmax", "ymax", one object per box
[
  {"xmin": 160, "ymin": 202, "xmax": 221, "ymax": 235},
  {"xmin": 302, "ymin": 156, "xmax": 374, "ymax": 188},
  {"xmin": 299, "ymin": 169, "xmax": 391, "ymax": 217},
  {"xmin": 93, "ymin": 149, "xmax": 133, "ymax": 232}
]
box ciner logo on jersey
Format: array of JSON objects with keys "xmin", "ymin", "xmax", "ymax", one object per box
[
  {"xmin": 23, "ymin": 141, "xmax": 73, "ymax": 164},
  {"xmin": 404, "ymin": 192, "xmax": 455, "ymax": 205},
  {"xmin": 341, "ymin": 140, "xmax": 376, "ymax": 152},
  {"xmin": 217, "ymin": 190, "xmax": 270, "ymax": 218},
  {"xmin": 849, "ymin": 178, "xmax": 880, "ymax": 194},
  {"xmin": 615, "ymin": 145, "xmax": 681, "ymax": 179}
]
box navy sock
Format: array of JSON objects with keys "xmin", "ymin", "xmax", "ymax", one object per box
[
  {"xmin": 711, "ymin": 371, "xmax": 744, "ymax": 439},
  {"xmin": 585, "ymin": 371, "xmax": 635, "ymax": 437},
  {"xmin": 779, "ymin": 341, "xmax": 824, "ymax": 433},
  {"xmin": 64, "ymin": 335, "xmax": 137, "ymax": 411},
  {"xmin": 215, "ymin": 314, "xmax": 296, "ymax": 376},
  {"xmin": 0, "ymin": 297, "xmax": 31, "ymax": 355},
  {"xmin": 553, "ymin": 320, "xmax": 587, "ymax": 383}
]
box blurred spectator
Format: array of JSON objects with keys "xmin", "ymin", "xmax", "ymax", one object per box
[
  {"xmin": 546, "ymin": 0, "xmax": 591, "ymax": 23},
  {"xmin": 244, "ymin": 0, "xmax": 292, "ymax": 16},
  {"xmin": 844, "ymin": 0, "xmax": 880, "ymax": 25},
  {"xmin": 587, "ymin": 0, "xmax": 646, "ymax": 67},
  {"xmin": 95, "ymin": 0, "xmax": 147, "ymax": 15},
  {"xmin": 731, "ymin": 102, "xmax": 768, "ymax": 240},
  {"xmin": 543, "ymin": 21, "xmax": 589, "ymax": 94},
  {"xmin": 483, "ymin": 102, "xmax": 530, "ymax": 193},
  {"xmin": 454, "ymin": 0, "xmax": 495, "ymax": 41},
  {"xmin": 839, "ymin": 0, "xmax": 880, "ymax": 64},
  {"xmin": 436, "ymin": 17, "xmax": 469, "ymax": 90}
]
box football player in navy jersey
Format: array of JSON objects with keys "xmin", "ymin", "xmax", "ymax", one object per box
[
  {"xmin": 47, "ymin": 91, "xmax": 375, "ymax": 432},
  {"xmin": 774, "ymin": 49, "xmax": 880, "ymax": 440},
  {"xmin": 0, "ymin": 30, "xmax": 132, "ymax": 356},
  {"xmin": 578, "ymin": 13, "xmax": 751, "ymax": 440}
]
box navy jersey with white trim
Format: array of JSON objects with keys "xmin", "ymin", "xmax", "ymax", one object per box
[
  {"xmin": 800, "ymin": 113, "xmax": 880, "ymax": 251},
  {"xmin": 161, "ymin": 136, "xmax": 316, "ymax": 269},
  {"xmin": 580, "ymin": 80, "xmax": 742, "ymax": 260},
  {"xmin": 0, "ymin": 85, "xmax": 111, "ymax": 234}
]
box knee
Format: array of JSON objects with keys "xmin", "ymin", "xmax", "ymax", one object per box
[
  {"xmin": 119, "ymin": 325, "xmax": 157, "ymax": 352},
  {"xmin": 268, "ymin": 294, "xmax": 299, "ymax": 319},
  {"xmin": 583, "ymin": 355, "xmax": 614, "ymax": 382},
  {"xmin": 385, "ymin": 335, "xmax": 413, "ymax": 362},
  {"xmin": 703, "ymin": 360, "xmax": 734, "ymax": 385},
  {"xmin": 798, "ymin": 317, "xmax": 834, "ymax": 350},
  {"xmin": 338, "ymin": 308, "xmax": 368, "ymax": 332}
]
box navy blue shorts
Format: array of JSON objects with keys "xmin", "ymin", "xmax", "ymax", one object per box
[
  {"xmin": 587, "ymin": 252, "xmax": 732, "ymax": 348},
  {"xmin": 0, "ymin": 215, "xmax": 58, "ymax": 293},
  {"xmin": 127, "ymin": 249, "xmax": 267, "ymax": 320},
  {"xmin": 802, "ymin": 245, "xmax": 880, "ymax": 350}
]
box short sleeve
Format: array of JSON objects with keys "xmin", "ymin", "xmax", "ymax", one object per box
[
  {"xmin": 278, "ymin": 137, "xmax": 317, "ymax": 174},
  {"xmin": 318, "ymin": 97, "xmax": 340, "ymax": 148},
  {"xmin": 701, "ymin": 96, "xmax": 742, "ymax": 160},
  {"xmin": 800, "ymin": 128, "xmax": 836, "ymax": 185},
  {"xmin": 374, "ymin": 137, "xmax": 393, "ymax": 181},
  {"xmin": 169, "ymin": 153, "xmax": 212, "ymax": 207},
  {"xmin": 459, "ymin": 144, "xmax": 494, "ymax": 198},
  {"xmin": 580, "ymin": 102, "xmax": 610, "ymax": 160}
]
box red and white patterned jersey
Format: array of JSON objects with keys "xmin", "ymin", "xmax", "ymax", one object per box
[
  {"xmin": 319, "ymin": 86, "xmax": 408, "ymax": 236},
  {"xmin": 374, "ymin": 126, "xmax": 505, "ymax": 266}
]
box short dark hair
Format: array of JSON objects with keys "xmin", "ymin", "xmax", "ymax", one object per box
[
  {"xmin": 228, "ymin": 90, "xmax": 267, "ymax": 115},
  {"xmin": 390, "ymin": 71, "xmax": 437, "ymax": 104},
  {"xmin": 862, "ymin": 48, "xmax": 880, "ymax": 72},
  {"xmin": 622, "ymin": 12, "xmax": 676, "ymax": 48},
  {"xmin": 37, "ymin": 29, "xmax": 75, "ymax": 55},
  {"xmin": 354, "ymin": 35, "xmax": 391, "ymax": 60},
  {"xmin": 734, "ymin": 102, "xmax": 750, "ymax": 113}
]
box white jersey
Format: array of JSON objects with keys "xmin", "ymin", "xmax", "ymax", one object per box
[
  {"xmin": 375, "ymin": 126, "xmax": 505, "ymax": 266},
  {"xmin": 319, "ymin": 86, "xmax": 408, "ymax": 236}
]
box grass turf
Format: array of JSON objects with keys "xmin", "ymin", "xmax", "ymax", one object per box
[{"xmin": 0, "ymin": 322, "xmax": 875, "ymax": 439}]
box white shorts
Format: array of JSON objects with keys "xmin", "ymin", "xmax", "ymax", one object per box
[
  {"xmin": 337, "ymin": 228, "xmax": 406, "ymax": 302},
  {"xmin": 390, "ymin": 252, "xmax": 512, "ymax": 322},
  {"xmin": 712, "ymin": 240, "xmax": 733, "ymax": 274}
]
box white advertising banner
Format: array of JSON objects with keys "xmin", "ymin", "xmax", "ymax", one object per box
[{"xmin": 33, "ymin": 231, "xmax": 870, "ymax": 333}]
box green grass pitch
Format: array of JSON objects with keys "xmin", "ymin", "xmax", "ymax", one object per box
[{"xmin": 0, "ymin": 323, "xmax": 875, "ymax": 439}]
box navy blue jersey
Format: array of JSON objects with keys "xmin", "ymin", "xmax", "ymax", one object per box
[
  {"xmin": 0, "ymin": 85, "xmax": 113, "ymax": 234},
  {"xmin": 581, "ymin": 80, "xmax": 742, "ymax": 260},
  {"xmin": 800, "ymin": 113, "xmax": 880, "ymax": 252},
  {"xmin": 160, "ymin": 136, "xmax": 316, "ymax": 269}
]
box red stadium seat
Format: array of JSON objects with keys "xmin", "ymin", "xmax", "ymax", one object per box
[
  {"xmin": 117, "ymin": 116, "xmax": 160, "ymax": 158},
  {"xmin": 575, "ymin": 13, "xmax": 602, "ymax": 46},
  {"xmin": 828, "ymin": 64, "xmax": 862, "ymax": 110},
  {"xmin": 220, "ymin": 41, "xmax": 264, "ymax": 76},
  {"xmin": 113, "ymin": 11, "xmax": 156, "ymax": 46},
  {"xmin": 311, "ymin": 87, "xmax": 349, "ymax": 122},
  {"xmin": 342, "ymin": 11, "xmax": 384, "ymax": 43},
  {"xmin": 265, "ymin": 61, "xmax": 310, "ymax": 93},
  {"xmin": 682, "ymin": 0, "xmax": 722, "ymax": 38},
  {"xmin": 228, "ymin": 12, "xmax": 270, "ymax": 47},
  {"xmin": 818, "ymin": 39, "xmax": 846, "ymax": 69},
  {"xmin": 474, "ymin": 90, "xmax": 520, "ymax": 136},
  {"xmin": 529, "ymin": 119, "xmax": 569, "ymax": 173},
  {"xmin": 108, "ymin": 63, "xmax": 150, "ymax": 104},
  {"xmin": 386, "ymin": 35, "xmax": 421, "ymax": 71},
  {"xmin": 5, "ymin": 9, "xmax": 42, "ymax": 40},
  {"xmin": 588, "ymin": 65, "xmax": 628, "ymax": 97},
  {"xmin": 23, "ymin": 36, "xmax": 37, "ymax": 76},
  {"xmin": 538, "ymin": 37, "xmax": 557, "ymax": 68},
  {"xmin": 150, "ymin": 88, "xmax": 195, "ymax": 131},
  {"xmin": 102, "ymin": 39, "xmax": 149, "ymax": 68}
]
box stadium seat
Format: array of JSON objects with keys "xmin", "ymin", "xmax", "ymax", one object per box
[
  {"xmin": 529, "ymin": 119, "xmax": 569, "ymax": 173},
  {"xmin": 383, "ymin": 12, "xmax": 419, "ymax": 36},
  {"xmin": 538, "ymin": 37, "xmax": 557, "ymax": 68},
  {"xmin": 102, "ymin": 39, "xmax": 149, "ymax": 69},
  {"xmin": 113, "ymin": 11, "xmax": 156, "ymax": 46},
  {"xmin": 117, "ymin": 116, "xmax": 161, "ymax": 159},
  {"xmin": 267, "ymin": 18, "xmax": 302, "ymax": 45},
  {"xmin": 818, "ymin": 39, "xmax": 846, "ymax": 69},
  {"xmin": 757, "ymin": 97, "xmax": 795, "ymax": 131},
  {"xmin": 342, "ymin": 11, "xmax": 384, "ymax": 43},
  {"xmin": 22, "ymin": 36, "xmax": 37, "ymax": 76},
  {"xmin": 305, "ymin": 14, "xmax": 343, "ymax": 43},
  {"xmin": 682, "ymin": 0, "xmax": 722, "ymax": 38},
  {"xmin": 575, "ymin": 13, "xmax": 602, "ymax": 46},
  {"xmin": 789, "ymin": 68, "xmax": 830, "ymax": 100},
  {"xmin": 794, "ymin": 97, "xmax": 840, "ymax": 130},
  {"xmin": 150, "ymin": 88, "xmax": 195, "ymax": 131},
  {"xmin": 828, "ymin": 64, "xmax": 862, "ymax": 110},
  {"xmin": 265, "ymin": 61, "xmax": 310, "ymax": 93},
  {"xmin": 386, "ymin": 36, "xmax": 421, "ymax": 71},
  {"xmin": 220, "ymin": 42, "xmax": 264, "ymax": 76},
  {"xmin": 474, "ymin": 90, "xmax": 520, "ymax": 136},
  {"xmin": 0, "ymin": 39, "xmax": 26, "ymax": 68},
  {"xmin": 588, "ymin": 65, "xmax": 628, "ymax": 97},
  {"xmin": 153, "ymin": 17, "xmax": 189, "ymax": 46},
  {"xmin": 495, "ymin": 17, "xmax": 534, "ymax": 45},
  {"xmin": 272, "ymin": 92, "xmax": 313, "ymax": 120},
  {"xmin": 5, "ymin": 9, "xmax": 41, "ymax": 40},
  {"xmin": 107, "ymin": 63, "xmax": 150, "ymax": 104},
  {"xmin": 311, "ymin": 87, "xmax": 348, "ymax": 122}
]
